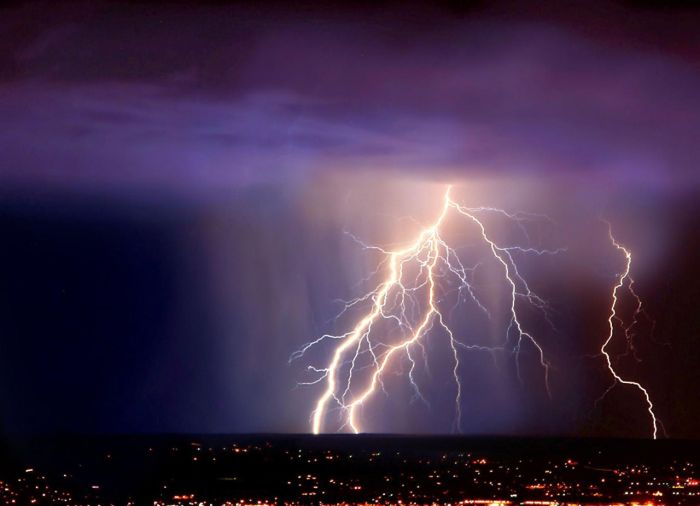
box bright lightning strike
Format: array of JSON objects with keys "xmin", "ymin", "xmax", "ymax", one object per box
[
  {"xmin": 293, "ymin": 185, "xmax": 562, "ymax": 434},
  {"xmin": 597, "ymin": 223, "xmax": 661, "ymax": 439}
]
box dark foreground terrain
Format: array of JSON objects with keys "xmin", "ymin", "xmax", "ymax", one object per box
[{"xmin": 0, "ymin": 434, "xmax": 698, "ymax": 505}]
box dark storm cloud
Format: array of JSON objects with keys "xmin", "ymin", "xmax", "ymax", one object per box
[
  {"xmin": 1, "ymin": 1, "xmax": 700, "ymax": 437},
  {"xmin": 1, "ymin": 1, "xmax": 700, "ymax": 194}
]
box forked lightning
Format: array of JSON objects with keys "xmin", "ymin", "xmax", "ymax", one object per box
[
  {"xmin": 292, "ymin": 185, "xmax": 660, "ymax": 438},
  {"xmin": 294, "ymin": 186, "xmax": 561, "ymax": 434}
]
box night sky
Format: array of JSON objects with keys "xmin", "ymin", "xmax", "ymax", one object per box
[{"xmin": 1, "ymin": 1, "xmax": 699, "ymax": 438}]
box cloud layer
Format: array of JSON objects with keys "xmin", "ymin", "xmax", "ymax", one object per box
[{"xmin": 1, "ymin": 1, "xmax": 700, "ymax": 196}]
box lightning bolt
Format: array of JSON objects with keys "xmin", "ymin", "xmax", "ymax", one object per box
[
  {"xmin": 598, "ymin": 223, "xmax": 661, "ymax": 439},
  {"xmin": 293, "ymin": 185, "xmax": 562, "ymax": 434}
]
